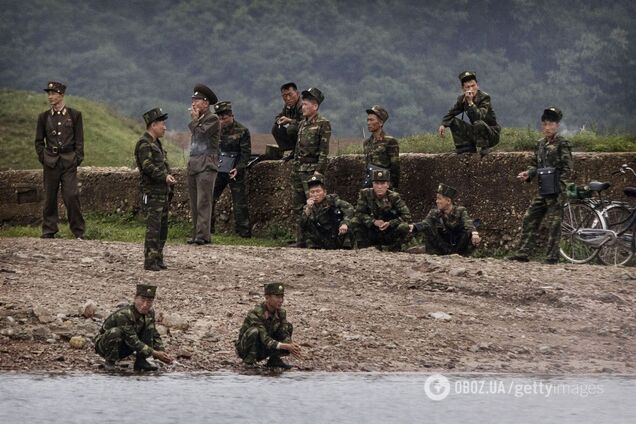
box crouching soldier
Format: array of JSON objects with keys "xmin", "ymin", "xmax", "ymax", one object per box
[
  {"xmin": 351, "ymin": 170, "xmax": 412, "ymax": 251},
  {"xmin": 299, "ymin": 173, "xmax": 354, "ymax": 249},
  {"xmin": 235, "ymin": 283, "xmax": 302, "ymax": 369},
  {"xmin": 410, "ymin": 183, "xmax": 481, "ymax": 255},
  {"xmin": 95, "ymin": 284, "xmax": 174, "ymax": 371}
]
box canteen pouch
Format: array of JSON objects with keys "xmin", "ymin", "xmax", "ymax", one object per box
[
  {"xmin": 362, "ymin": 164, "xmax": 389, "ymax": 188},
  {"xmin": 537, "ymin": 167, "xmax": 560, "ymax": 196},
  {"xmin": 218, "ymin": 152, "xmax": 238, "ymax": 174}
]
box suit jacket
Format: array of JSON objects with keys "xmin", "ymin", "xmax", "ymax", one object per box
[{"xmin": 187, "ymin": 109, "xmax": 220, "ymax": 175}]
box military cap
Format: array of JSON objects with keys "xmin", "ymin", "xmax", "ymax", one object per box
[
  {"xmin": 143, "ymin": 107, "xmax": 168, "ymax": 126},
  {"xmin": 301, "ymin": 87, "xmax": 324, "ymax": 105},
  {"xmin": 437, "ymin": 183, "xmax": 457, "ymax": 199},
  {"xmin": 373, "ymin": 169, "xmax": 390, "ymax": 182},
  {"xmin": 307, "ymin": 173, "xmax": 325, "ymax": 188},
  {"xmin": 136, "ymin": 284, "xmax": 157, "ymax": 298},
  {"xmin": 192, "ymin": 83, "xmax": 218, "ymax": 104},
  {"xmin": 541, "ymin": 106, "xmax": 563, "ymax": 123},
  {"xmin": 214, "ymin": 101, "xmax": 232, "ymax": 115},
  {"xmin": 264, "ymin": 282, "xmax": 285, "ymax": 295},
  {"xmin": 366, "ymin": 105, "xmax": 389, "ymax": 123},
  {"xmin": 458, "ymin": 71, "xmax": 477, "ymax": 84},
  {"xmin": 280, "ymin": 82, "xmax": 297, "ymax": 91},
  {"xmin": 44, "ymin": 81, "xmax": 66, "ymax": 95}
]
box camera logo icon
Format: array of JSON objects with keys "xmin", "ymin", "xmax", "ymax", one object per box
[{"xmin": 424, "ymin": 374, "xmax": 451, "ymax": 401}]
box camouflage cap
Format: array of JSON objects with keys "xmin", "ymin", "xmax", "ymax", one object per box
[
  {"xmin": 214, "ymin": 101, "xmax": 232, "ymax": 115},
  {"xmin": 458, "ymin": 71, "xmax": 477, "ymax": 84},
  {"xmin": 373, "ymin": 169, "xmax": 390, "ymax": 182},
  {"xmin": 44, "ymin": 81, "xmax": 66, "ymax": 95},
  {"xmin": 366, "ymin": 105, "xmax": 389, "ymax": 123},
  {"xmin": 264, "ymin": 282, "xmax": 285, "ymax": 295},
  {"xmin": 192, "ymin": 83, "xmax": 218, "ymax": 104},
  {"xmin": 301, "ymin": 87, "xmax": 324, "ymax": 105},
  {"xmin": 437, "ymin": 183, "xmax": 457, "ymax": 199},
  {"xmin": 143, "ymin": 107, "xmax": 168, "ymax": 126},
  {"xmin": 136, "ymin": 284, "xmax": 157, "ymax": 298},
  {"xmin": 307, "ymin": 173, "xmax": 325, "ymax": 188},
  {"xmin": 541, "ymin": 106, "xmax": 563, "ymax": 123}
]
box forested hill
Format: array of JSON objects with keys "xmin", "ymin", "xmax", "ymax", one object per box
[{"xmin": 1, "ymin": 0, "xmax": 634, "ymax": 136}]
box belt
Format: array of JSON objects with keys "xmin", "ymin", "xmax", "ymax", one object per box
[
  {"xmin": 298, "ymin": 157, "xmax": 318, "ymax": 164},
  {"xmin": 46, "ymin": 145, "xmax": 75, "ymax": 154}
]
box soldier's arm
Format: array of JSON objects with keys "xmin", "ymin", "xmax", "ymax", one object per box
[
  {"xmin": 149, "ymin": 312, "xmax": 165, "ymax": 351},
  {"xmin": 316, "ymin": 120, "xmax": 331, "ymax": 174},
  {"xmin": 73, "ymin": 110, "xmax": 84, "ymax": 165},
  {"xmin": 559, "ymin": 140, "xmax": 574, "ymax": 182},
  {"xmin": 526, "ymin": 142, "xmax": 540, "ymax": 181},
  {"xmin": 137, "ymin": 142, "xmax": 168, "ymax": 183},
  {"xmin": 355, "ymin": 191, "xmax": 374, "ymax": 228},
  {"xmin": 245, "ymin": 311, "xmax": 281, "ymax": 350},
  {"xmin": 466, "ymin": 94, "xmax": 491, "ymax": 123},
  {"xmin": 338, "ymin": 199, "xmax": 355, "ymax": 226},
  {"xmin": 412, "ymin": 209, "xmax": 436, "ymax": 233},
  {"xmin": 189, "ymin": 113, "xmax": 220, "ymax": 145},
  {"xmin": 388, "ymin": 138, "xmax": 400, "ymax": 188},
  {"xmin": 34, "ymin": 113, "xmax": 46, "ymax": 163},
  {"xmin": 389, "ymin": 195, "xmax": 412, "ymax": 227},
  {"xmin": 460, "ymin": 207, "xmax": 476, "ymax": 233},
  {"xmin": 441, "ymin": 98, "xmax": 464, "ymax": 127},
  {"xmin": 237, "ymin": 127, "xmax": 252, "ymax": 169},
  {"xmin": 115, "ymin": 313, "xmax": 154, "ymax": 356}
]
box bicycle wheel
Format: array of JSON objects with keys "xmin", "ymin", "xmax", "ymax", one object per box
[
  {"xmin": 560, "ymin": 201, "xmax": 604, "ymax": 263},
  {"xmin": 597, "ymin": 204, "xmax": 634, "ymax": 265}
]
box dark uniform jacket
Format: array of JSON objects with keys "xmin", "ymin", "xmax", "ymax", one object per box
[
  {"xmin": 355, "ymin": 189, "xmax": 412, "ymax": 229},
  {"xmin": 96, "ymin": 305, "xmax": 164, "ymax": 357},
  {"xmin": 35, "ymin": 106, "xmax": 84, "ymax": 169},
  {"xmin": 187, "ymin": 109, "xmax": 220, "ymax": 175},
  {"xmin": 236, "ymin": 303, "xmax": 291, "ymax": 351},
  {"xmin": 441, "ymin": 90, "xmax": 500, "ymax": 130},
  {"xmin": 293, "ymin": 113, "xmax": 331, "ymax": 174},
  {"xmin": 363, "ymin": 131, "xmax": 400, "ymax": 188},
  {"xmin": 220, "ymin": 120, "xmax": 251, "ymax": 170},
  {"xmin": 273, "ymin": 99, "xmax": 303, "ymax": 143},
  {"xmin": 134, "ymin": 132, "xmax": 171, "ymax": 192}
]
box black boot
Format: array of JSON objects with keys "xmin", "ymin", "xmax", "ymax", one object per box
[
  {"xmin": 134, "ymin": 356, "xmax": 158, "ymax": 371},
  {"xmin": 265, "ymin": 356, "xmax": 292, "ymax": 369}
]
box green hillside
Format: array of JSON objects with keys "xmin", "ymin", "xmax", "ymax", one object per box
[{"xmin": 0, "ymin": 89, "xmax": 186, "ymax": 170}]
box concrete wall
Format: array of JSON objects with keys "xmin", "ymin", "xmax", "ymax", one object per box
[{"xmin": 2, "ymin": 153, "xmax": 636, "ymax": 249}]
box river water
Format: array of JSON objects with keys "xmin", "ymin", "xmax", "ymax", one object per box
[{"xmin": 1, "ymin": 372, "xmax": 634, "ymax": 423}]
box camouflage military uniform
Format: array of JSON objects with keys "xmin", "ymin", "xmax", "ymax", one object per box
[
  {"xmin": 413, "ymin": 206, "xmax": 476, "ymax": 255},
  {"xmin": 441, "ymin": 90, "xmax": 500, "ymax": 153},
  {"xmin": 211, "ymin": 119, "xmax": 252, "ymax": 237},
  {"xmin": 235, "ymin": 302, "xmax": 293, "ymax": 365},
  {"xmin": 363, "ymin": 131, "xmax": 400, "ymax": 188},
  {"xmin": 134, "ymin": 132, "xmax": 171, "ymax": 269},
  {"xmin": 351, "ymin": 188, "xmax": 412, "ymax": 251},
  {"xmin": 272, "ymin": 98, "xmax": 303, "ymax": 151},
  {"xmin": 300, "ymin": 194, "xmax": 354, "ymax": 249},
  {"xmin": 95, "ymin": 305, "xmax": 164, "ymax": 363},
  {"xmin": 514, "ymin": 135, "xmax": 573, "ymax": 261},
  {"xmin": 291, "ymin": 114, "xmax": 331, "ymax": 240}
]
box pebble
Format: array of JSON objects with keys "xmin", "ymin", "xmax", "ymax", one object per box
[
  {"xmin": 449, "ymin": 268, "xmax": 467, "ymax": 277},
  {"xmin": 69, "ymin": 335, "xmax": 86, "ymax": 349},
  {"xmin": 429, "ymin": 312, "xmax": 452, "ymax": 321},
  {"xmin": 81, "ymin": 300, "xmax": 97, "ymax": 318}
]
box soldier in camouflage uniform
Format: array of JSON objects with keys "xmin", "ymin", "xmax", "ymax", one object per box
[
  {"xmin": 363, "ymin": 105, "xmax": 400, "ymax": 189},
  {"xmin": 235, "ymin": 283, "xmax": 302, "ymax": 369},
  {"xmin": 95, "ymin": 284, "xmax": 174, "ymax": 371},
  {"xmin": 438, "ymin": 71, "xmax": 500, "ymax": 155},
  {"xmin": 134, "ymin": 108, "xmax": 176, "ymax": 271},
  {"xmin": 211, "ymin": 101, "xmax": 252, "ymax": 237},
  {"xmin": 410, "ymin": 183, "xmax": 481, "ymax": 255},
  {"xmin": 299, "ymin": 173, "xmax": 354, "ymax": 249},
  {"xmin": 291, "ymin": 87, "xmax": 331, "ymax": 246},
  {"xmin": 351, "ymin": 170, "xmax": 412, "ymax": 251},
  {"xmin": 272, "ymin": 82, "xmax": 303, "ymax": 155},
  {"xmin": 508, "ymin": 107, "xmax": 573, "ymax": 264}
]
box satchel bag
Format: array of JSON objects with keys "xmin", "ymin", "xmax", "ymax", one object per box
[
  {"xmin": 218, "ymin": 152, "xmax": 239, "ymax": 174},
  {"xmin": 537, "ymin": 167, "xmax": 560, "ymax": 196}
]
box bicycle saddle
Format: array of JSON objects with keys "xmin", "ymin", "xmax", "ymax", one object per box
[
  {"xmin": 587, "ymin": 181, "xmax": 610, "ymax": 191},
  {"xmin": 624, "ymin": 187, "xmax": 636, "ymax": 197}
]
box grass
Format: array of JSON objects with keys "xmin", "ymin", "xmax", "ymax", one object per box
[
  {"xmin": 0, "ymin": 89, "xmax": 187, "ymax": 170},
  {"xmin": 0, "ymin": 212, "xmax": 286, "ymax": 247},
  {"xmin": 338, "ymin": 127, "xmax": 636, "ymax": 154}
]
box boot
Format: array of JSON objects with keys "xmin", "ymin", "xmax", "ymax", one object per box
[
  {"xmin": 507, "ymin": 253, "xmax": 529, "ymax": 262},
  {"xmin": 134, "ymin": 357, "xmax": 158, "ymax": 371},
  {"xmin": 144, "ymin": 261, "xmax": 161, "ymax": 271},
  {"xmin": 265, "ymin": 356, "xmax": 292, "ymax": 369},
  {"xmin": 157, "ymin": 258, "xmax": 167, "ymax": 269}
]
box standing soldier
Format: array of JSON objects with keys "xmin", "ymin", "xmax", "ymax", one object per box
[
  {"xmin": 299, "ymin": 173, "xmax": 354, "ymax": 249},
  {"xmin": 235, "ymin": 283, "xmax": 302, "ymax": 369},
  {"xmin": 187, "ymin": 84, "xmax": 219, "ymax": 245},
  {"xmin": 351, "ymin": 170, "xmax": 412, "ymax": 251},
  {"xmin": 508, "ymin": 107, "xmax": 573, "ymax": 264},
  {"xmin": 134, "ymin": 107, "xmax": 176, "ymax": 271},
  {"xmin": 34, "ymin": 81, "xmax": 85, "ymax": 239},
  {"xmin": 95, "ymin": 284, "xmax": 174, "ymax": 371},
  {"xmin": 271, "ymin": 82, "xmax": 303, "ymax": 157},
  {"xmin": 438, "ymin": 71, "xmax": 500, "ymax": 155},
  {"xmin": 211, "ymin": 101, "xmax": 252, "ymax": 238},
  {"xmin": 291, "ymin": 87, "xmax": 331, "ymax": 247},
  {"xmin": 363, "ymin": 105, "xmax": 400, "ymax": 189},
  {"xmin": 409, "ymin": 183, "xmax": 481, "ymax": 255}
]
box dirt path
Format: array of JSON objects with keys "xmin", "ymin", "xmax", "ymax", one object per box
[{"xmin": 0, "ymin": 238, "xmax": 634, "ymax": 374}]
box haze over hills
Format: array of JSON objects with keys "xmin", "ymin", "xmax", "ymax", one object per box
[{"xmin": 0, "ymin": 0, "xmax": 635, "ymax": 137}]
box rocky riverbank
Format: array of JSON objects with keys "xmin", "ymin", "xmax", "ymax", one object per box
[{"xmin": 0, "ymin": 237, "xmax": 634, "ymax": 374}]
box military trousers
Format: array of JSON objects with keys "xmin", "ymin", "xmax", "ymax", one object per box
[
  {"xmin": 142, "ymin": 189, "xmax": 170, "ymax": 267},
  {"xmin": 41, "ymin": 161, "xmax": 85, "ymax": 238},
  {"xmin": 300, "ymin": 221, "xmax": 351, "ymax": 250},
  {"xmin": 515, "ymin": 195, "xmax": 564, "ymax": 260},
  {"xmin": 188, "ymin": 170, "xmax": 217, "ymax": 242},
  {"xmin": 211, "ymin": 170, "xmax": 251, "ymax": 237},
  {"xmin": 353, "ymin": 221, "xmax": 410, "ymax": 251},
  {"xmin": 95, "ymin": 327, "xmax": 154, "ymax": 362},
  {"xmin": 290, "ymin": 169, "xmax": 315, "ymax": 242},
  {"xmin": 449, "ymin": 118, "xmax": 500, "ymax": 153},
  {"xmin": 235, "ymin": 323, "xmax": 293, "ymax": 363},
  {"xmin": 419, "ymin": 222, "xmax": 473, "ymax": 255}
]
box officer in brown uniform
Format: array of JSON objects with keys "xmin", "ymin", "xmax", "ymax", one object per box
[
  {"xmin": 187, "ymin": 84, "xmax": 220, "ymax": 245},
  {"xmin": 34, "ymin": 81, "xmax": 86, "ymax": 239},
  {"xmin": 272, "ymin": 82, "xmax": 303, "ymax": 156}
]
